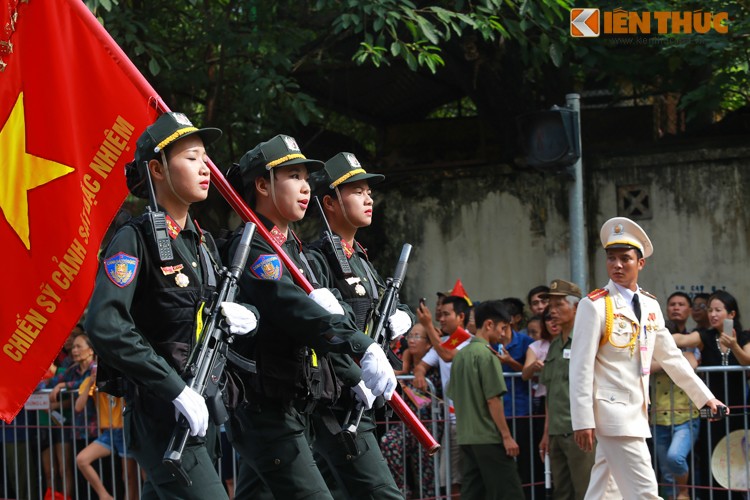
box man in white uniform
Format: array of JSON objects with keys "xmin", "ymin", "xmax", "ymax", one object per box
[{"xmin": 569, "ymin": 217, "xmax": 727, "ymax": 499}]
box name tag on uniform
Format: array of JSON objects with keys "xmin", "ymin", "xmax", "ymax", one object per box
[{"xmin": 563, "ymin": 348, "xmax": 571, "ymax": 359}]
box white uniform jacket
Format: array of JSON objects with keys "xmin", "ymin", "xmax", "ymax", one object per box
[{"xmin": 569, "ymin": 280, "xmax": 714, "ymax": 438}]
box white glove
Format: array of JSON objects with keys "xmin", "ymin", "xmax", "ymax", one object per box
[
  {"xmin": 388, "ymin": 310, "xmax": 412, "ymax": 341},
  {"xmin": 172, "ymin": 386, "xmax": 209, "ymax": 437},
  {"xmin": 308, "ymin": 288, "xmax": 345, "ymax": 316},
  {"xmin": 360, "ymin": 344, "xmax": 397, "ymax": 400},
  {"xmin": 351, "ymin": 380, "xmax": 377, "ymax": 410},
  {"xmin": 221, "ymin": 302, "xmax": 257, "ymax": 335}
]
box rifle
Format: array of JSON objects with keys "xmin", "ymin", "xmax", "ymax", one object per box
[
  {"xmin": 163, "ymin": 222, "xmax": 257, "ymax": 486},
  {"xmin": 313, "ymin": 196, "xmax": 352, "ymax": 279},
  {"xmin": 369, "ymin": 243, "xmax": 411, "ymax": 370},
  {"xmin": 339, "ymin": 244, "xmax": 416, "ymax": 456}
]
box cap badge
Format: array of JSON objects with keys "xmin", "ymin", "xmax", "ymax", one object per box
[
  {"xmin": 282, "ymin": 136, "xmax": 300, "ymax": 152},
  {"xmin": 551, "ymin": 282, "xmax": 558, "ymax": 290},
  {"xmin": 344, "ymin": 153, "xmax": 361, "ymax": 168},
  {"xmin": 173, "ymin": 113, "xmax": 193, "ymax": 127},
  {"xmin": 614, "ymin": 223, "xmax": 624, "ymax": 234}
]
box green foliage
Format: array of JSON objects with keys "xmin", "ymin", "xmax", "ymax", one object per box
[
  {"xmin": 324, "ymin": 0, "xmax": 572, "ymax": 75},
  {"xmin": 563, "ymin": 0, "xmax": 749, "ymax": 122},
  {"xmin": 88, "ymin": 0, "xmax": 749, "ymax": 167}
]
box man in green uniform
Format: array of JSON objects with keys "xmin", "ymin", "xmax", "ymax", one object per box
[
  {"xmin": 308, "ymin": 152, "xmax": 413, "ymax": 499},
  {"xmin": 538, "ymin": 279, "xmax": 596, "ymax": 500},
  {"xmin": 447, "ymin": 300, "xmax": 523, "ymax": 500},
  {"xmin": 224, "ymin": 136, "xmax": 398, "ymax": 499},
  {"xmin": 85, "ymin": 112, "xmax": 258, "ymax": 499}
]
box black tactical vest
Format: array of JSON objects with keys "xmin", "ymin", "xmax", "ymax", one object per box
[
  {"xmin": 236, "ymin": 232, "xmax": 340, "ymax": 409},
  {"xmin": 129, "ymin": 215, "xmax": 217, "ymax": 374},
  {"xmin": 313, "ymin": 239, "xmax": 379, "ymax": 332}
]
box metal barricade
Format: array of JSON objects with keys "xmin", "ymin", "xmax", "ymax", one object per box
[
  {"xmin": 6, "ymin": 366, "xmax": 746, "ymax": 499},
  {"xmin": 379, "ymin": 375, "xmax": 442, "ymax": 499},
  {"xmin": 2, "ymin": 387, "xmax": 142, "ymax": 500}
]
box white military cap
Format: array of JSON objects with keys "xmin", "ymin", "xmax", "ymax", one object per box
[{"xmin": 599, "ymin": 217, "xmax": 653, "ymax": 258}]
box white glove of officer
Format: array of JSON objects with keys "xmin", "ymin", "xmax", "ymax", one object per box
[
  {"xmin": 351, "ymin": 380, "xmax": 378, "ymax": 410},
  {"xmin": 388, "ymin": 310, "xmax": 412, "ymax": 341},
  {"xmin": 360, "ymin": 344, "xmax": 397, "ymax": 400},
  {"xmin": 172, "ymin": 385, "xmax": 208, "ymax": 437},
  {"xmin": 221, "ymin": 302, "xmax": 257, "ymax": 335},
  {"xmin": 308, "ymin": 288, "xmax": 345, "ymax": 316}
]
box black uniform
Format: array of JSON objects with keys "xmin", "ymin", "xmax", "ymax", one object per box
[
  {"xmin": 85, "ymin": 214, "xmax": 229, "ymax": 499},
  {"xmin": 309, "ymin": 238, "xmax": 411, "ymax": 500},
  {"xmin": 226, "ymin": 217, "xmax": 376, "ymax": 499}
]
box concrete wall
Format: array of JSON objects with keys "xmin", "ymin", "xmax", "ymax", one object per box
[{"xmin": 371, "ymin": 142, "xmax": 750, "ymax": 314}]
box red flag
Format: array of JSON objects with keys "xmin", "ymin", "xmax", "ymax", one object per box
[
  {"xmin": 440, "ymin": 326, "xmax": 471, "ymax": 350},
  {"xmin": 449, "ymin": 279, "xmax": 473, "ymax": 306},
  {"xmin": 0, "ymin": 0, "xmax": 160, "ymax": 422}
]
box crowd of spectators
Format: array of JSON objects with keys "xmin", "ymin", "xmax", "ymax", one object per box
[
  {"xmin": 381, "ymin": 282, "xmax": 749, "ymax": 500},
  {"xmin": 4, "ymin": 283, "xmax": 750, "ymax": 500},
  {"xmin": 2, "ymin": 326, "xmax": 142, "ymax": 500}
]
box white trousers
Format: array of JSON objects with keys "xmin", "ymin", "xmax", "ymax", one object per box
[{"xmin": 585, "ymin": 434, "xmax": 661, "ymax": 500}]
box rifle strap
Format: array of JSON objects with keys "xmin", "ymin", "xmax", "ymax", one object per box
[
  {"xmin": 318, "ymin": 406, "xmax": 346, "ymax": 436},
  {"xmin": 297, "ymin": 246, "xmax": 322, "ymax": 289},
  {"xmin": 360, "ymin": 258, "xmax": 380, "ymax": 301},
  {"xmin": 198, "ymin": 240, "xmax": 217, "ymax": 289}
]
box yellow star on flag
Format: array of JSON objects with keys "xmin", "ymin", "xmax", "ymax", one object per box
[{"xmin": 0, "ymin": 92, "xmax": 74, "ymax": 250}]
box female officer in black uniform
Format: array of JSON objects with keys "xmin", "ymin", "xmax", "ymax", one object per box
[
  {"xmin": 85, "ymin": 112, "xmax": 257, "ymax": 499},
  {"xmin": 308, "ymin": 152, "xmax": 413, "ymax": 499}
]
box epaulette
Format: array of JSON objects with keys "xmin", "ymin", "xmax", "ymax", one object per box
[
  {"xmin": 587, "ymin": 288, "xmax": 609, "ymax": 301},
  {"xmin": 640, "ymin": 289, "xmax": 657, "ymax": 300}
]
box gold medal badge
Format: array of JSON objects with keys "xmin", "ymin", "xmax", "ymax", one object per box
[{"xmin": 160, "ymin": 264, "xmax": 189, "ymax": 287}]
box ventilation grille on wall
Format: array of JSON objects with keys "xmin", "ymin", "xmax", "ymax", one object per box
[{"xmin": 617, "ymin": 184, "xmax": 651, "ymax": 220}]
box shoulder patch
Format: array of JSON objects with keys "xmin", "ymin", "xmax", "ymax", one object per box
[
  {"xmin": 104, "ymin": 252, "xmax": 138, "ymax": 288},
  {"xmin": 640, "ymin": 289, "xmax": 657, "ymax": 300},
  {"xmin": 251, "ymin": 254, "xmax": 282, "ymax": 281},
  {"xmin": 587, "ymin": 288, "xmax": 609, "ymax": 301}
]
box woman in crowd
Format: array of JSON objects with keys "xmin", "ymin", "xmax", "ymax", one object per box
[
  {"xmin": 673, "ymin": 290, "xmax": 750, "ymax": 416},
  {"xmin": 673, "ymin": 290, "xmax": 750, "ymax": 499},
  {"xmin": 45, "ymin": 333, "xmax": 97, "ymax": 497},
  {"xmin": 521, "ymin": 312, "xmax": 559, "ymax": 416},
  {"xmin": 75, "ymin": 362, "xmax": 140, "ymax": 500}
]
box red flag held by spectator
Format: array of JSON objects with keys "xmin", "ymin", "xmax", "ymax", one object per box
[{"xmin": 0, "ymin": 0, "xmax": 159, "ymax": 422}]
